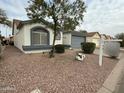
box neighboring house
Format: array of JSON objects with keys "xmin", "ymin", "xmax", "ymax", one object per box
[
  {"xmin": 101, "ymin": 34, "xmax": 107, "ymax": 40},
  {"xmin": 86, "ymin": 32, "xmax": 101, "ymax": 47},
  {"xmin": 106, "ymin": 35, "xmax": 112, "ymax": 40},
  {"xmin": 13, "ymin": 19, "xmax": 63, "ymax": 53},
  {"xmin": 63, "ymin": 31, "xmax": 87, "ymax": 48}
]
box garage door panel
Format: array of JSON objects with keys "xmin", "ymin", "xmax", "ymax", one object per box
[{"xmin": 71, "ymin": 36, "xmax": 85, "ymax": 48}]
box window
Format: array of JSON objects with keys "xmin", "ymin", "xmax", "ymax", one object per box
[
  {"xmin": 31, "ymin": 28, "xmax": 49, "ymax": 45},
  {"xmin": 56, "ymin": 32, "xmax": 61, "ymax": 40},
  {"xmin": 32, "ymin": 32, "xmax": 40, "ymax": 45}
]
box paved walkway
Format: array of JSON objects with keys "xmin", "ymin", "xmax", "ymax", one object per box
[
  {"xmin": 114, "ymin": 74, "xmax": 124, "ymax": 93},
  {"xmin": 113, "ymin": 51, "xmax": 124, "ymax": 93},
  {"xmin": 97, "ymin": 52, "xmax": 124, "ymax": 93}
]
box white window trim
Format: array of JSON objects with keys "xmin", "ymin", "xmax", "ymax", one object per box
[{"xmin": 32, "ymin": 31, "xmax": 48, "ymax": 45}]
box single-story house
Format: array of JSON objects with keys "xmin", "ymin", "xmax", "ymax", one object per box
[
  {"xmin": 13, "ymin": 19, "xmax": 63, "ymax": 53},
  {"xmin": 13, "ymin": 19, "xmax": 86, "ymax": 53},
  {"xmin": 86, "ymin": 32, "xmax": 101, "ymax": 47},
  {"xmin": 106, "ymin": 35, "xmax": 112, "ymax": 40},
  {"xmin": 63, "ymin": 31, "xmax": 87, "ymax": 48},
  {"xmin": 101, "ymin": 34, "xmax": 107, "ymax": 40}
]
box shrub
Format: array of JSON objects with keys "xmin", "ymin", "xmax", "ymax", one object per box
[
  {"xmin": 55, "ymin": 44, "xmax": 65, "ymax": 53},
  {"xmin": 63, "ymin": 45, "xmax": 71, "ymax": 49},
  {"xmin": 81, "ymin": 42, "xmax": 96, "ymax": 54},
  {"xmin": 120, "ymin": 40, "xmax": 124, "ymax": 47},
  {"xmin": 115, "ymin": 33, "xmax": 124, "ymax": 47},
  {"xmin": 9, "ymin": 41, "xmax": 14, "ymax": 46}
]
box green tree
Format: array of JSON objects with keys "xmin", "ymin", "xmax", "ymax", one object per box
[
  {"xmin": 0, "ymin": 8, "xmax": 7, "ymax": 24},
  {"xmin": 0, "ymin": 8, "xmax": 11, "ymax": 57},
  {"xmin": 26, "ymin": 0, "xmax": 86, "ymax": 57},
  {"xmin": 0, "ymin": 8, "xmax": 7, "ymax": 57},
  {"xmin": 0, "ymin": 8, "xmax": 11, "ymax": 27},
  {"xmin": 115, "ymin": 33, "xmax": 124, "ymax": 47},
  {"xmin": 0, "ymin": 8, "xmax": 11, "ymax": 44}
]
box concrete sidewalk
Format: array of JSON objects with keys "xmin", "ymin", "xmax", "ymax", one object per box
[
  {"xmin": 120, "ymin": 48, "xmax": 124, "ymax": 53},
  {"xmin": 113, "ymin": 72, "xmax": 124, "ymax": 93},
  {"xmin": 97, "ymin": 52, "xmax": 124, "ymax": 93}
]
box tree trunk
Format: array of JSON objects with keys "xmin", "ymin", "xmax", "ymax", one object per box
[
  {"xmin": 49, "ymin": 20, "xmax": 57, "ymax": 58},
  {"xmin": 0, "ymin": 39, "xmax": 2, "ymax": 58}
]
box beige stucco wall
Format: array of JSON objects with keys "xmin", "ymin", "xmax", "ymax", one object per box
[
  {"xmin": 14, "ymin": 23, "xmax": 63, "ymax": 53},
  {"xmin": 63, "ymin": 33, "xmax": 71, "ymax": 45},
  {"xmin": 102, "ymin": 36, "xmax": 107, "ymax": 40},
  {"xmin": 86, "ymin": 37, "xmax": 92, "ymax": 42},
  {"xmin": 55, "ymin": 32, "xmax": 63, "ymax": 45},
  {"xmin": 14, "ymin": 27, "xmax": 25, "ymax": 51},
  {"xmin": 93, "ymin": 33, "xmax": 100, "ymax": 39},
  {"xmin": 13, "ymin": 23, "xmax": 19, "ymax": 34},
  {"xmin": 23, "ymin": 23, "xmax": 63, "ymax": 46},
  {"xmin": 92, "ymin": 39, "xmax": 100, "ymax": 47},
  {"xmin": 86, "ymin": 33, "xmax": 101, "ymax": 47}
]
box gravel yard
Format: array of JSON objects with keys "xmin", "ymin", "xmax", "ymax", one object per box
[{"xmin": 0, "ymin": 46, "xmax": 118, "ymax": 93}]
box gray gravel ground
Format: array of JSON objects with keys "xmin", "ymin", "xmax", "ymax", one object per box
[{"xmin": 0, "ymin": 46, "xmax": 118, "ymax": 93}]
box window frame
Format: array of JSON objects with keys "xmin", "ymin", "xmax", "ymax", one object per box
[{"xmin": 31, "ymin": 27, "xmax": 49, "ymax": 46}]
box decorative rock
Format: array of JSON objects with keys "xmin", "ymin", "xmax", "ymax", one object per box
[
  {"xmin": 75, "ymin": 53, "xmax": 86, "ymax": 62},
  {"xmin": 69, "ymin": 47, "xmax": 73, "ymax": 50},
  {"xmin": 30, "ymin": 88, "xmax": 42, "ymax": 93}
]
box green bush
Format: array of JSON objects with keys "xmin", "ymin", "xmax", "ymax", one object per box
[
  {"xmin": 120, "ymin": 40, "xmax": 124, "ymax": 47},
  {"xmin": 115, "ymin": 33, "xmax": 124, "ymax": 47},
  {"xmin": 63, "ymin": 45, "xmax": 71, "ymax": 49},
  {"xmin": 55, "ymin": 44, "xmax": 65, "ymax": 53},
  {"xmin": 81, "ymin": 42, "xmax": 96, "ymax": 54}
]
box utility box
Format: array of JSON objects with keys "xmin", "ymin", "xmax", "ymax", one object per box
[{"xmin": 104, "ymin": 41, "xmax": 120, "ymax": 58}]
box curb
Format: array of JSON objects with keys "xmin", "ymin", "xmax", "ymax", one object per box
[{"xmin": 97, "ymin": 53, "xmax": 124, "ymax": 93}]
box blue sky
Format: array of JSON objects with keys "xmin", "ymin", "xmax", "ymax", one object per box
[{"xmin": 0, "ymin": 0, "xmax": 124, "ymax": 37}]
